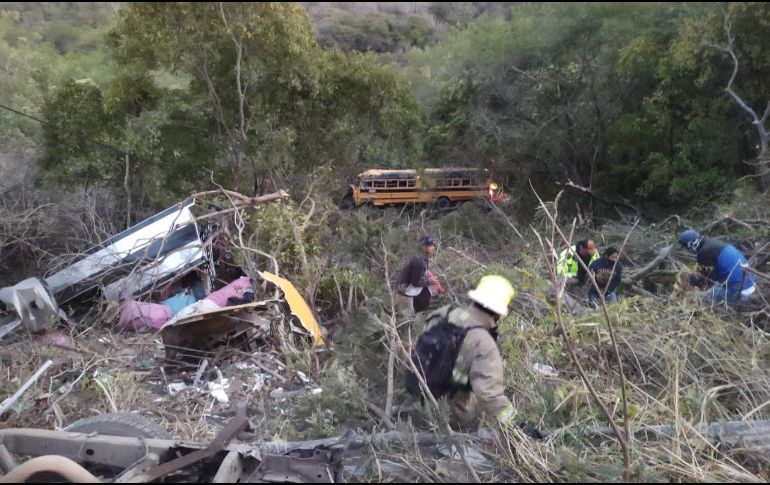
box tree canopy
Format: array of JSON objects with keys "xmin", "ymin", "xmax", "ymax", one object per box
[{"xmin": 1, "ymin": 2, "xmax": 769, "ymax": 215}]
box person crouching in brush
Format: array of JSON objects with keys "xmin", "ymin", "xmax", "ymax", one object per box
[
  {"xmin": 588, "ymin": 247, "xmax": 622, "ymax": 305},
  {"xmin": 679, "ymin": 229, "xmax": 756, "ymax": 306}
]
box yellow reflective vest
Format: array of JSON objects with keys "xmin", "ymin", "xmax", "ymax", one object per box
[{"xmin": 557, "ymin": 245, "xmax": 599, "ymax": 278}]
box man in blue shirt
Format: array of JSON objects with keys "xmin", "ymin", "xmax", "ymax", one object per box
[
  {"xmin": 588, "ymin": 247, "xmax": 622, "ymax": 304},
  {"xmin": 679, "ymin": 229, "xmax": 756, "ymax": 305}
]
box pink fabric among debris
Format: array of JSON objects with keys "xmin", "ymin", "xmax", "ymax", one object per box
[
  {"xmin": 118, "ymin": 277, "xmax": 252, "ymax": 331},
  {"xmin": 119, "ymin": 300, "xmax": 172, "ymax": 331},
  {"xmin": 205, "ymin": 276, "xmax": 253, "ymax": 307}
]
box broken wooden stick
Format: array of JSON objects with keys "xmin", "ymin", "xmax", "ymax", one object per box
[
  {"xmin": 627, "ymin": 245, "xmax": 674, "ymax": 283},
  {"xmin": 196, "ymin": 190, "xmax": 289, "ymax": 221},
  {"xmin": 0, "ymin": 360, "xmax": 53, "ymax": 416},
  {"xmin": 559, "ymin": 179, "xmax": 645, "ymax": 219},
  {"xmin": 447, "ymin": 247, "xmax": 488, "ymax": 270},
  {"xmin": 366, "ymin": 402, "xmax": 397, "ymax": 431},
  {"xmin": 629, "ymin": 285, "xmax": 664, "ymax": 300},
  {"xmin": 742, "ymin": 264, "xmax": 770, "ymax": 282},
  {"xmin": 136, "ymin": 403, "xmax": 248, "ymax": 482},
  {"xmin": 703, "ymin": 216, "xmax": 762, "ymax": 233}
]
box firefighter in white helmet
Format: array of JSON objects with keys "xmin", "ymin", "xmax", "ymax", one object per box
[
  {"xmin": 452, "ymin": 275, "xmax": 517, "ymax": 424},
  {"xmin": 408, "ymin": 275, "xmax": 518, "ymax": 426}
]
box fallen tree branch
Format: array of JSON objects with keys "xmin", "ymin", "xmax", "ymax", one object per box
[
  {"xmin": 189, "ymin": 189, "xmax": 253, "ymax": 203},
  {"xmin": 643, "ymin": 269, "xmax": 680, "ymax": 279},
  {"xmin": 559, "ymin": 179, "xmax": 646, "ymax": 219},
  {"xmin": 484, "ymin": 199, "xmax": 528, "ymax": 243},
  {"xmin": 202, "ymin": 179, "xmax": 282, "ymax": 299},
  {"xmin": 703, "ymin": 216, "xmax": 766, "ymax": 233},
  {"xmin": 447, "ymin": 247, "xmax": 488, "ymax": 270},
  {"xmin": 628, "ymin": 285, "xmax": 664, "ymax": 300},
  {"xmin": 655, "ymin": 214, "xmax": 683, "ymax": 227},
  {"xmin": 749, "ymin": 241, "xmax": 770, "ymax": 269},
  {"xmin": 196, "ymin": 190, "xmax": 289, "ymax": 221},
  {"xmin": 366, "ymin": 402, "xmax": 397, "ymax": 431},
  {"xmin": 741, "ymin": 264, "xmax": 770, "ymax": 282},
  {"xmin": 627, "ymin": 245, "xmax": 673, "ymax": 283}
]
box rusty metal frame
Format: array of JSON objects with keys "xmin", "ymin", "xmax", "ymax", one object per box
[
  {"xmin": 0, "ymin": 425, "xmax": 347, "ymax": 483},
  {"xmin": 0, "ymin": 429, "xmax": 186, "ymax": 469},
  {"xmin": 249, "ymin": 452, "xmax": 335, "ymax": 483}
]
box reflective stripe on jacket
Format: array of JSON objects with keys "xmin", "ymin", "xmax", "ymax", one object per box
[
  {"xmin": 556, "ymin": 245, "xmax": 599, "ymax": 278},
  {"xmin": 430, "ymin": 304, "xmax": 515, "ymax": 423}
]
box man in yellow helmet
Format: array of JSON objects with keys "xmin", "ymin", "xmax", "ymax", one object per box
[{"xmin": 406, "ymin": 275, "xmax": 518, "ymax": 426}]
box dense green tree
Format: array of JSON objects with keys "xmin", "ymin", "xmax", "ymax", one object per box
[
  {"xmin": 37, "ymin": 2, "xmax": 419, "ymax": 207},
  {"xmin": 317, "ymin": 12, "xmax": 433, "ymax": 53},
  {"xmin": 40, "ymin": 79, "xmax": 113, "ymax": 187},
  {"xmin": 606, "ymin": 2, "xmax": 770, "ymax": 203},
  {"xmin": 11, "ymin": 1, "xmax": 770, "ymax": 216},
  {"xmin": 407, "ymin": 2, "xmax": 770, "ymax": 210},
  {"xmin": 0, "ymin": 4, "xmax": 117, "ymax": 188}
]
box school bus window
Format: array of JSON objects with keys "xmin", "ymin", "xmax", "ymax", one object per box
[
  {"xmin": 374, "ymin": 180, "xmax": 385, "ymax": 188},
  {"xmin": 408, "ymin": 180, "xmax": 416, "ymax": 187},
  {"xmin": 398, "ymin": 180, "xmax": 407, "ymax": 188},
  {"xmin": 462, "ymin": 179, "xmax": 471, "ymax": 186},
  {"xmin": 386, "ymin": 180, "xmax": 399, "ymax": 188}
]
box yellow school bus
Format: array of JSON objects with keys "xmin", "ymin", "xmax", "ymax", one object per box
[{"xmin": 340, "ymin": 168, "xmax": 504, "ymax": 210}]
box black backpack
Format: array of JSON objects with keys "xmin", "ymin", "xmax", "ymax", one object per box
[{"xmin": 405, "ymin": 310, "xmax": 486, "ymax": 399}]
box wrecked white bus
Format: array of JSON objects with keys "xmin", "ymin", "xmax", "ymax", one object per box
[{"xmin": 0, "ymin": 199, "xmax": 207, "ymax": 337}]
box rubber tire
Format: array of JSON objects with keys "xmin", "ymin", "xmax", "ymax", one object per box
[
  {"xmin": 339, "ymin": 195, "xmax": 355, "ymax": 210},
  {"xmin": 435, "ymin": 197, "xmax": 452, "ymax": 211},
  {"xmin": 65, "ymin": 413, "xmax": 171, "ymax": 440}
]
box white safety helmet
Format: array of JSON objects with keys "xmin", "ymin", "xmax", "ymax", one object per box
[{"xmin": 467, "ymin": 275, "xmax": 516, "ymax": 317}]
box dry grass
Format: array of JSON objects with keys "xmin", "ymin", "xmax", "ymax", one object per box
[{"xmin": 2, "ymin": 189, "xmax": 770, "ymax": 482}]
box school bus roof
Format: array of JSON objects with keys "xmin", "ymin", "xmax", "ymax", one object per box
[{"xmin": 357, "ymin": 168, "xmax": 488, "ymax": 180}]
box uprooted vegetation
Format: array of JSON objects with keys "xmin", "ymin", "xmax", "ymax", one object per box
[{"xmin": 1, "ymin": 183, "xmax": 770, "ymax": 482}]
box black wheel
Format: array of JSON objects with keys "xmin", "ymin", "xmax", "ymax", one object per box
[
  {"xmin": 65, "ymin": 412, "xmax": 171, "ymax": 439},
  {"xmin": 435, "ymin": 197, "xmax": 452, "ymax": 211},
  {"xmin": 339, "ymin": 193, "xmax": 355, "ymax": 210}
]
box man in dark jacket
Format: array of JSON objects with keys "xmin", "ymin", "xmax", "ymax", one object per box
[
  {"xmin": 588, "ymin": 247, "xmax": 622, "ymax": 304},
  {"xmin": 679, "ymin": 229, "xmax": 756, "ymax": 305},
  {"xmin": 398, "ymin": 236, "xmax": 438, "ymax": 313}
]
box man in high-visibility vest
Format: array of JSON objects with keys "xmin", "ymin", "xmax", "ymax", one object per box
[{"xmin": 556, "ymin": 239, "xmax": 599, "ymax": 287}]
